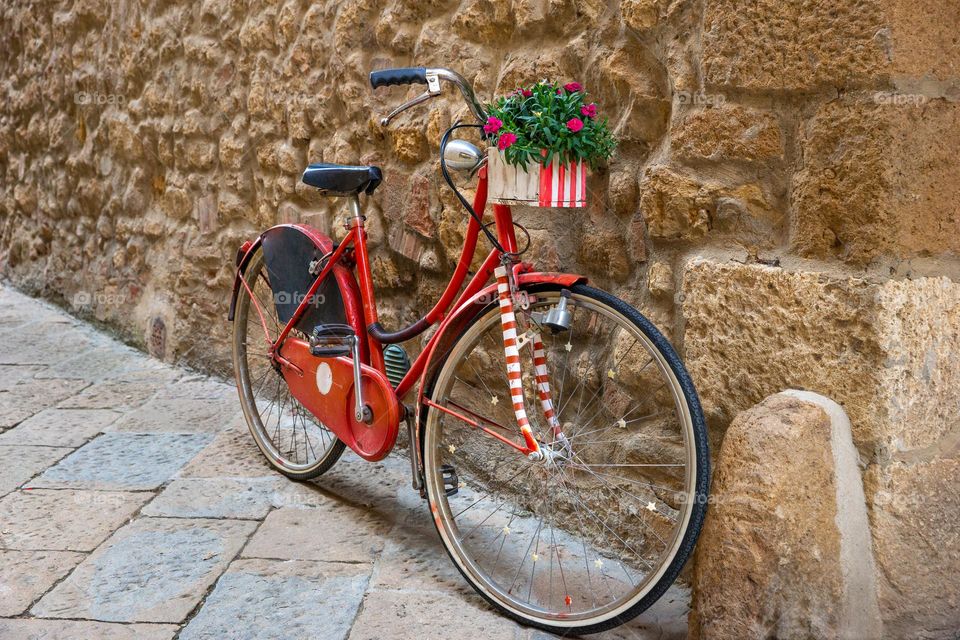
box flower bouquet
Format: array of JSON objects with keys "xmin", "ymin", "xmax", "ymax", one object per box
[{"xmin": 483, "ymin": 81, "xmax": 616, "ymax": 208}]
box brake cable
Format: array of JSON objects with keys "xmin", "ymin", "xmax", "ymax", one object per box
[{"xmin": 439, "ymin": 122, "xmax": 509, "ymax": 255}]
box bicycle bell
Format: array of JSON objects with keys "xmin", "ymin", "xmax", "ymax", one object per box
[{"xmin": 443, "ymin": 139, "xmax": 484, "ymax": 173}]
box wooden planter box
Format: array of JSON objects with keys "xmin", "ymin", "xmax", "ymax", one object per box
[{"xmin": 487, "ymin": 148, "xmax": 587, "ymax": 208}]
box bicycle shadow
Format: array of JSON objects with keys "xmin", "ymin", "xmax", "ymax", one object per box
[{"xmin": 295, "ymin": 450, "xmax": 689, "ymax": 640}]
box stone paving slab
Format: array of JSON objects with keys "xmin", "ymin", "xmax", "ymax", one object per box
[
  {"xmin": 0, "ymin": 378, "xmax": 90, "ymax": 428},
  {"xmin": 34, "ymin": 346, "xmax": 149, "ymax": 382},
  {"xmin": 0, "ymin": 619, "xmax": 178, "ymax": 640},
  {"xmin": 179, "ymin": 558, "xmax": 371, "ymax": 640},
  {"xmin": 0, "ymin": 549, "xmax": 85, "ymax": 615},
  {"xmin": 31, "ymin": 432, "xmax": 212, "ymax": 490},
  {"xmin": 0, "ymin": 408, "xmax": 121, "ymax": 447},
  {"xmin": 177, "ymin": 427, "xmax": 276, "ymax": 478},
  {"xmin": 0, "ymin": 288, "xmax": 70, "ymax": 326},
  {"xmin": 141, "ymin": 477, "xmax": 294, "ymax": 520},
  {"xmin": 99, "ymin": 362, "xmax": 183, "ymax": 385},
  {"xmin": 0, "ymin": 364, "xmax": 46, "ymax": 391},
  {"xmin": 0, "ymin": 321, "xmax": 98, "ymax": 366},
  {"xmin": 59, "ymin": 379, "xmax": 161, "ymax": 411},
  {"xmin": 370, "ymin": 510, "xmax": 475, "ymax": 597},
  {"xmin": 0, "ymin": 489, "xmax": 150, "ymax": 551},
  {"xmin": 311, "ymin": 452, "xmax": 427, "ymax": 517},
  {"xmin": 108, "ymin": 395, "xmax": 241, "ymax": 433},
  {"xmin": 242, "ymin": 502, "xmax": 393, "ymax": 563},
  {"xmin": 153, "ymin": 376, "xmax": 238, "ymax": 401},
  {"xmin": 31, "ymin": 517, "xmax": 257, "ymax": 623},
  {"xmin": 0, "ymin": 445, "xmax": 73, "ymax": 497}
]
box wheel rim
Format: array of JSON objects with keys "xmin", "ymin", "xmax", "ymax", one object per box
[
  {"xmin": 233, "ymin": 250, "xmax": 342, "ymax": 473},
  {"xmin": 423, "ymin": 290, "xmax": 698, "ymax": 626}
]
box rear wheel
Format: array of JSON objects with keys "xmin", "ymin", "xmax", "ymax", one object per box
[
  {"xmin": 422, "ymin": 284, "xmax": 708, "ymax": 635},
  {"xmin": 232, "ymin": 247, "xmax": 345, "ymax": 480}
]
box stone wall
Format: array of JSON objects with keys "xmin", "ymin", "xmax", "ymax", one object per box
[{"xmin": 1, "ymin": 0, "xmax": 958, "ymax": 635}]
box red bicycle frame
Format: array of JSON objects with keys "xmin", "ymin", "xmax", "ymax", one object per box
[{"xmin": 235, "ymin": 166, "xmax": 585, "ymax": 458}]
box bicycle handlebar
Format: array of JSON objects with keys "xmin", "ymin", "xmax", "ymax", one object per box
[{"xmin": 369, "ymin": 66, "xmax": 487, "ymax": 126}]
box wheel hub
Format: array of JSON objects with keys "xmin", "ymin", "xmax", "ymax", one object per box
[{"xmin": 527, "ymin": 433, "xmax": 573, "ymax": 467}]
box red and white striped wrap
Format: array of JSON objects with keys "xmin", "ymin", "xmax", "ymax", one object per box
[
  {"xmin": 494, "ymin": 266, "xmax": 539, "ymax": 454},
  {"xmin": 530, "ymin": 333, "xmax": 561, "ymax": 434},
  {"xmin": 537, "ymin": 155, "xmax": 587, "ymax": 208}
]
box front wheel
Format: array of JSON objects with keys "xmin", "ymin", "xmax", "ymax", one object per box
[{"xmin": 421, "ymin": 284, "xmax": 709, "ymax": 635}]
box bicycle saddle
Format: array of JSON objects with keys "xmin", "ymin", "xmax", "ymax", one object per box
[{"xmin": 301, "ymin": 163, "xmax": 383, "ymax": 196}]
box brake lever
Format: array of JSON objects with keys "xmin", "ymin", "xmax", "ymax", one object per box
[{"xmin": 379, "ymin": 72, "xmax": 442, "ymax": 127}]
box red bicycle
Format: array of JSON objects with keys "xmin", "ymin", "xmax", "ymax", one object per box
[{"xmin": 228, "ymin": 67, "xmax": 708, "ymax": 635}]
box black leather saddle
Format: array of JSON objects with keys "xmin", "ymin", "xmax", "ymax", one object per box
[{"xmin": 301, "ymin": 163, "xmax": 383, "ymax": 196}]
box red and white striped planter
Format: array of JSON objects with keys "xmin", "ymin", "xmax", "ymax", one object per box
[{"xmin": 487, "ymin": 148, "xmax": 587, "ymax": 208}]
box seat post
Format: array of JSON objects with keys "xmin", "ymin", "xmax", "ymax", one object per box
[{"xmin": 347, "ymin": 195, "xmax": 363, "ymax": 225}]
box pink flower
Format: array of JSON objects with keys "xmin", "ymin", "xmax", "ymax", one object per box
[
  {"xmin": 556, "ymin": 88, "xmax": 563, "ymax": 95},
  {"xmin": 497, "ymin": 131, "xmax": 518, "ymax": 150},
  {"xmin": 521, "ymin": 88, "xmax": 533, "ymax": 97},
  {"xmin": 581, "ymin": 103, "xmax": 597, "ymax": 118},
  {"xmin": 483, "ymin": 116, "xmax": 502, "ymax": 135},
  {"xmin": 564, "ymin": 82, "xmax": 583, "ymax": 92},
  {"xmin": 566, "ymin": 117, "xmax": 584, "ymax": 133}
]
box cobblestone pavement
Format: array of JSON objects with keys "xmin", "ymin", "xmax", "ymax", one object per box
[{"xmin": 0, "ymin": 285, "xmax": 689, "ymax": 640}]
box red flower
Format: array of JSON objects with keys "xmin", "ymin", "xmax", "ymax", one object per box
[
  {"xmin": 497, "ymin": 132, "xmax": 518, "ymax": 150},
  {"xmin": 564, "ymin": 82, "xmax": 583, "ymax": 92},
  {"xmin": 566, "ymin": 117, "xmax": 584, "ymax": 133},
  {"xmin": 580, "ymin": 103, "xmax": 597, "ymax": 118},
  {"xmin": 521, "ymin": 88, "xmax": 533, "ymax": 97},
  {"xmin": 483, "ymin": 116, "xmax": 503, "ymax": 134}
]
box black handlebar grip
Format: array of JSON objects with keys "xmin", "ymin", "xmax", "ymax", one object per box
[{"xmin": 369, "ymin": 67, "xmax": 428, "ymax": 89}]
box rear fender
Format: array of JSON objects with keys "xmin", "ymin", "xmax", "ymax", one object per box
[
  {"xmin": 227, "ymin": 238, "xmax": 258, "ymax": 322},
  {"xmin": 227, "ymin": 224, "xmax": 369, "ymax": 363}
]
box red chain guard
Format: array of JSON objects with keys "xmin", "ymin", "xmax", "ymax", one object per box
[{"xmin": 279, "ymin": 338, "xmax": 400, "ymax": 461}]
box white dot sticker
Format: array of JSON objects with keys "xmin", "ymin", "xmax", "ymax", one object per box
[{"xmin": 316, "ymin": 362, "xmax": 333, "ymax": 395}]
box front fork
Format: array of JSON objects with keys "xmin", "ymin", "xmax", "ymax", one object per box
[{"xmin": 493, "ymin": 263, "xmax": 565, "ymax": 461}]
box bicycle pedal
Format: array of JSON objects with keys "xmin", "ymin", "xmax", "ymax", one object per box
[
  {"xmin": 309, "ymin": 324, "xmax": 355, "ymax": 357},
  {"xmin": 440, "ymin": 464, "xmax": 459, "ymax": 496}
]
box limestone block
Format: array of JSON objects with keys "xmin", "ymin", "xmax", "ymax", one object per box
[
  {"xmin": 701, "ymin": 0, "xmax": 887, "ymax": 91},
  {"xmin": 639, "ymin": 167, "xmax": 711, "ymax": 240},
  {"xmin": 864, "ymin": 456, "xmax": 960, "ymax": 636},
  {"xmin": 647, "ymin": 261, "xmax": 673, "ymax": 297},
  {"xmin": 672, "ymin": 104, "xmax": 784, "ymax": 163},
  {"xmin": 639, "ymin": 166, "xmax": 781, "ymax": 243},
  {"xmin": 791, "ymin": 95, "xmax": 960, "ymax": 264},
  {"xmin": 621, "ymin": 0, "xmax": 661, "ymax": 32},
  {"xmin": 885, "ymin": 0, "xmax": 960, "ymax": 83},
  {"xmin": 681, "ymin": 258, "xmax": 960, "ymax": 458},
  {"xmin": 690, "ymin": 391, "xmax": 881, "ymax": 639}
]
